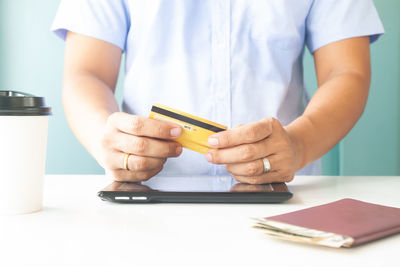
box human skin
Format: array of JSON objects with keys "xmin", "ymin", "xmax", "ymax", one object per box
[
  {"xmin": 206, "ymin": 37, "xmax": 371, "ymax": 183},
  {"xmin": 62, "ymin": 31, "xmax": 370, "ymax": 184},
  {"xmin": 62, "ymin": 31, "xmax": 183, "ymax": 182}
]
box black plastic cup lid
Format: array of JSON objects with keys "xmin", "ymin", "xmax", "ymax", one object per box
[{"xmin": 0, "ymin": 90, "xmax": 52, "ymax": 116}]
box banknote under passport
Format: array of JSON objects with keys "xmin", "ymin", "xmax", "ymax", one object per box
[{"xmin": 149, "ymin": 104, "xmax": 227, "ymax": 154}]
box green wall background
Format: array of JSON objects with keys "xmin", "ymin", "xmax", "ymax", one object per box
[{"xmin": 0, "ymin": 0, "xmax": 399, "ymax": 175}]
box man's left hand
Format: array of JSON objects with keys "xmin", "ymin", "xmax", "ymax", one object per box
[{"xmin": 206, "ymin": 117, "xmax": 298, "ymax": 184}]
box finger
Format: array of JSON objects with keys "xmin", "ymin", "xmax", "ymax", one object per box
[
  {"xmin": 225, "ymin": 155, "xmax": 279, "ymax": 176},
  {"xmin": 224, "ymin": 156, "xmax": 276, "ymax": 176},
  {"xmin": 231, "ymin": 155, "xmax": 295, "ymax": 184},
  {"xmin": 102, "ymin": 150, "xmax": 167, "ymax": 171},
  {"xmin": 208, "ymin": 118, "xmax": 274, "ymax": 148},
  {"xmin": 206, "ymin": 137, "xmax": 276, "ymax": 164},
  {"xmin": 109, "ymin": 167, "xmax": 163, "ymax": 182},
  {"xmin": 114, "ymin": 132, "xmax": 183, "ymax": 158},
  {"xmin": 126, "ymin": 154, "xmax": 166, "ymax": 172},
  {"xmin": 226, "ymin": 153, "xmax": 292, "ymax": 178},
  {"xmin": 108, "ymin": 112, "xmax": 182, "ymax": 139}
]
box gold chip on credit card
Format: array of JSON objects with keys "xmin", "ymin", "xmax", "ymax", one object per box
[{"xmin": 149, "ymin": 103, "xmax": 227, "ymax": 154}]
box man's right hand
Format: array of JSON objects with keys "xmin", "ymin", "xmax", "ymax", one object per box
[{"xmin": 99, "ymin": 112, "xmax": 183, "ymax": 182}]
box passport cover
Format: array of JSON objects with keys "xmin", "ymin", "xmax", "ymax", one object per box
[{"xmin": 254, "ymin": 198, "xmax": 400, "ymax": 247}]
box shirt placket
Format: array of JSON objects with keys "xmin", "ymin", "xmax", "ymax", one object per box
[{"xmin": 211, "ymin": 0, "xmax": 231, "ymax": 175}]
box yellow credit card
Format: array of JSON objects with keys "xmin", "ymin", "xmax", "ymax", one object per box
[{"xmin": 149, "ymin": 103, "xmax": 227, "ymax": 154}]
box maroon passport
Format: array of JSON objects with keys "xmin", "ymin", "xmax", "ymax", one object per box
[{"xmin": 257, "ymin": 198, "xmax": 400, "ymax": 247}]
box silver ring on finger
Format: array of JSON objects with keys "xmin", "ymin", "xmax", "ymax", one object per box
[
  {"xmin": 124, "ymin": 153, "xmax": 131, "ymax": 171},
  {"xmin": 262, "ymin": 157, "xmax": 271, "ymax": 174}
]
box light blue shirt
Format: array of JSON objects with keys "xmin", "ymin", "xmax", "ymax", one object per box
[{"xmin": 52, "ymin": 0, "xmax": 384, "ymax": 176}]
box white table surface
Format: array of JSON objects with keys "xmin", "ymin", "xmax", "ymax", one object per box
[{"xmin": 1, "ymin": 175, "xmax": 399, "ymax": 267}]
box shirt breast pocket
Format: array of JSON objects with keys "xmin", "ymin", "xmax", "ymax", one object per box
[
  {"xmin": 250, "ymin": 22, "xmax": 302, "ymax": 51},
  {"xmin": 246, "ymin": 2, "xmax": 304, "ymax": 51}
]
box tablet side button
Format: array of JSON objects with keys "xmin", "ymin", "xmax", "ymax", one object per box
[
  {"xmin": 115, "ymin": 196, "xmax": 130, "ymax": 200},
  {"xmin": 131, "ymin": 196, "xmax": 148, "ymax": 201}
]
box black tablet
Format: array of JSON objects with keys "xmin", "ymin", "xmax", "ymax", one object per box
[{"xmin": 98, "ymin": 176, "xmax": 292, "ymax": 203}]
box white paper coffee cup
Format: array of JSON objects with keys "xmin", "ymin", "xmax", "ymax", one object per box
[{"xmin": 0, "ymin": 91, "xmax": 52, "ymax": 215}]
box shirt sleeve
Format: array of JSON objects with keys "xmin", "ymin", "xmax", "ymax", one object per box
[
  {"xmin": 51, "ymin": 0, "xmax": 130, "ymax": 51},
  {"xmin": 306, "ymin": 0, "xmax": 384, "ymax": 53}
]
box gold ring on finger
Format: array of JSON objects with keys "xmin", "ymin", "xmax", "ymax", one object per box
[{"xmin": 124, "ymin": 153, "xmax": 131, "ymax": 171}]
